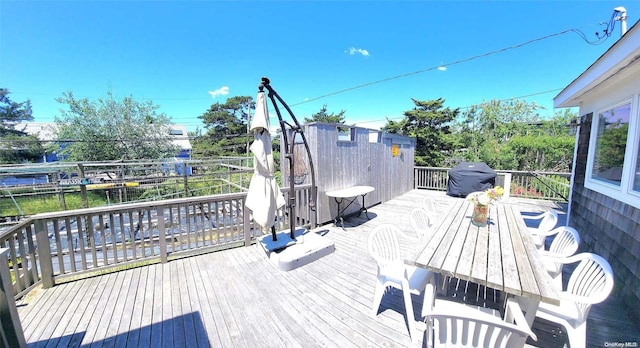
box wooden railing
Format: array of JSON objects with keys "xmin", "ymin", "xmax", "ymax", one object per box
[
  {"xmin": 0, "ymin": 185, "xmax": 314, "ymax": 299},
  {"xmin": 414, "ymin": 167, "xmax": 571, "ymax": 201}
]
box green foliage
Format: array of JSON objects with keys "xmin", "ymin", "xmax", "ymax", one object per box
[
  {"xmin": 0, "ymin": 88, "xmax": 43, "ymax": 163},
  {"xmin": 503, "ymin": 135, "xmax": 575, "ymax": 171},
  {"xmin": 454, "ymin": 100, "xmax": 575, "ymax": 171},
  {"xmin": 193, "ymin": 96, "xmax": 253, "ymax": 158},
  {"xmin": 594, "ymin": 122, "xmax": 628, "ymax": 173},
  {"xmin": 54, "ymin": 91, "xmax": 180, "ymax": 161},
  {"xmin": 383, "ymin": 98, "xmax": 458, "ymax": 166},
  {"xmin": 0, "ymin": 191, "xmax": 107, "ymax": 216},
  {"xmin": 304, "ymin": 104, "xmax": 346, "ymax": 124}
]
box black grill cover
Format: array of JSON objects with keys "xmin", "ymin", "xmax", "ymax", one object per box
[{"xmin": 446, "ymin": 162, "xmax": 496, "ymax": 197}]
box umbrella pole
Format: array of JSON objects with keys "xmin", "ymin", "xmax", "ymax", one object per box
[{"xmin": 260, "ymin": 77, "xmax": 317, "ymax": 240}]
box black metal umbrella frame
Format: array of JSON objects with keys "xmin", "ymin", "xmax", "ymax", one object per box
[{"xmin": 258, "ymin": 77, "xmax": 317, "ymax": 241}]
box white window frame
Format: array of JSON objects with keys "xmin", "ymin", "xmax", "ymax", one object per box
[{"xmin": 585, "ymin": 93, "xmax": 640, "ymax": 209}]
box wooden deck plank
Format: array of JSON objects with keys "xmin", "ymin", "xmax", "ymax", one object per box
[
  {"xmin": 30, "ymin": 281, "xmax": 82, "ymax": 347},
  {"xmin": 65, "ymin": 272, "xmax": 117, "ymax": 347},
  {"xmin": 45, "ymin": 277, "xmax": 98, "ymax": 348},
  {"xmin": 112, "ymin": 266, "xmax": 143, "ymax": 347},
  {"xmin": 125, "ymin": 264, "xmax": 149, "ymax": 347},
  {"xmin": 53, "ymin": 275, "xmax": 107, "ymax": 348},
  {"xmin": 228, "ymin": 248, "xmax": 309, "ymax": 347},
  {"xmin": 148, "ymin": 263, "xmax": 164, "ymax": 348},
  {"xmin": 182, "ymin": 257, "xmax": 216, "ymax": 348},
  {"xmin": 85, "ymin": 270, "xmax": 127, "ymax": 347},
  {"xmin": 233, "ymin": 247, "xmax": 334, "ymax": 347},
  {"xmin": 14, "ymin": 190, "xmax": 638, "ymax": 348}
]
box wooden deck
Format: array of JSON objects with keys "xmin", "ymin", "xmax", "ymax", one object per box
[{"xmin": 16, "ymin": 190, "xmax": 639, "ymax": 347}]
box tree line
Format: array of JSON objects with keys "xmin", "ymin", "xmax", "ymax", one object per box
[{"xmin": 1, "ymin": 88, "xmax": 576, "ymax": 172}]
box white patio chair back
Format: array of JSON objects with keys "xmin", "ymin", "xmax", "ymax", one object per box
[
  {"xmin": 565, "ymin": 253, "xmax": 614, "ymax": 321},
  {"xmin": 525, "ymin": 210, "xmax": 559, "ymax": 248},
  {"xmin": 547, "ymin": 226, "xmax": 580, "ymax": 256},
  {"xmin": 409, "ymin": 207, "xmax": 434, "ymax": 241},
  {"xmin": 424, "ymin": 298, "xmax": 536, "ymax": 348},
  {"xmin": 537, "ymin": 210, "xmax": 559, "ymax": 233},
  {"xmin": 423, "ymin": 196, "xmax": 448, "ymax": 215},
  {"xmin": 368, "ymin": 224, "xmax": 433, "ymax": 343},
  {"xmin": 535, "ymin": 253, "xmax": 614, "ymax": 348},
  {"xmin": 542, "ymin": 226, "xmax": 581, "ymax": 281}
]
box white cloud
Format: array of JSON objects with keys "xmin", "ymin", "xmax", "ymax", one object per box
[
  {"xmin": 345, "ymin": 47, "xmax": 370, "ymax": 57},
  {"xmin": 208, "ymin": 86, "xmax": 230, "ymax": 98},
  {"xmin": 437, "ymin": 66, "xmax": 447, "ymax": 71}
]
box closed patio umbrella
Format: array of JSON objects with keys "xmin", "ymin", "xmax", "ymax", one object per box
[{"xmin": 245, "ymin": 89, "xmax": 286, "ymax": 241}]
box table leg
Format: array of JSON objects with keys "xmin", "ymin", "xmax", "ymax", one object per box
[
  {"xmin": 333, "ymin": 197, "xmax": 344, "ymax": 228},
  {"xmin": 514, "ymin": 296, "xmax": 539, "ymax": 327},
  {"xmin": 360, "ymin": 193, "xmax": 370, "ymax": 219}
]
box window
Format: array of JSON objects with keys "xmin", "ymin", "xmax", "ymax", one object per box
[
  {"xmin": 591, "ymin": 103, "xmax": 630, "ymax": 186},
  {"xmin": 585, "ymin": 96, "xmax": 640, "ymax": 209},
  {"xmin": 169, "ymin": 129, "xmax": 183, "ymax": 135},
  {"xmin": 337, "ymin": 126, "xmax": 354, "ymax": 141}
]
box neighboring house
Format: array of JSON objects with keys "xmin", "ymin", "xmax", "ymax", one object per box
[
  {"xmin": 554, "ymin": 20, "xmax": 640, "ymax": 322},
  {"xmin": 17, "ymin": 122, "xmax": 192, "ymax": 161}
]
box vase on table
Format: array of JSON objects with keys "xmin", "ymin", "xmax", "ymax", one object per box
[{"xmin": 472, "ymin": 204, "xmax": 489, "ymax": 227}]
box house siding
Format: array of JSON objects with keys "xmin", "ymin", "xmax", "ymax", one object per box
[{"xmin": 571, "ymin": 113, "xmax": 640, "ymax": 324}]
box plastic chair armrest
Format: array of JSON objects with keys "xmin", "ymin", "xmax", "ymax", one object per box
[
  {"xmin": 558, "ymin": 291, "xmax": 607, "ymax": 305},
  {"xmin": 530, "ymin": 226, "xmax": 563, "ymax": 238}
]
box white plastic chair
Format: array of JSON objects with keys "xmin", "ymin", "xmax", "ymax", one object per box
[
  {"xmin": 424, "ymin": 296, "xmax": 536, "ymax": 348},
  {"xmin": 523, "ymin": 210, "xmax": 559, "ymax": 249},
  {"xmin": 409, "ymin": 207, "xmax": 434, "ymax": 241},
  {"xmin": 368, "ymin": 224, "xmax": 433, "ymax": 343},
  {"xmin": 422, "ymin": 196, "xmax": 448, "ymax": 216},
  {"xmin": 538, "ymin": 226, "xmax": 580, "ymax": 287},
  {"xmin": 534, "ymin": 253, "xmax": 614, "ymax": 348}
]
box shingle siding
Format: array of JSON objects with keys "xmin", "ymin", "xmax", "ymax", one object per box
[{"xmin": 571, "ymin": 112, "xmax": 640, "ymax": 325}]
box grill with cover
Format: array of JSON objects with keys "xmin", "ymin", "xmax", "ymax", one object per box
[{"xmin": 446, "ymin": 162, "xmax": 496, "ymax": 197}]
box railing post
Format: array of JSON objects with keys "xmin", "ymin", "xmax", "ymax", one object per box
[
  {"xmin": 182, "ymin": 163, "xmax": 189, "ymax": 198},
  {"xmin": 243, "ymin": 200, "xmax": 252, "ymax": 247},
  {"xmin": 157, "ymin": 207, "xmax": 168, "ymax": 263},
  {"xmin": 0, "ymin": 248, "xmax": 27, "ymax": 348},
  {"xmin": 34, "ymin": 220, "xmax": 54, "ymax": 289}
]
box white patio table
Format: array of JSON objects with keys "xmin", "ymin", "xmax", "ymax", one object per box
[
  {"xmin": 325, "ymin": 185, "xmax": 374, "ymax": 228},
  {"xmin": 405, "ymin": 199, "xmax": 560, "ymax": 325}
]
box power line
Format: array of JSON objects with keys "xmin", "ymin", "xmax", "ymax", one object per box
[{"xmin": 289, "ymin": 28, "xmax": 609, "ymax": 108}]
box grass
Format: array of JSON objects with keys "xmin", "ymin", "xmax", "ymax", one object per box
[
  {"xmin": 0, "ymin": 192, "xmax": 108, "ymax": 216},
  {"xmin": 0, "ymin": 174, "xmax": 250, "ymax": 217}
]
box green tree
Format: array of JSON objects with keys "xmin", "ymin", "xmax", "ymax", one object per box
[
  {"xmin": 304, "ymin": 104, "xmax": 346, "ymax": 124},
  {"xmin": 53, "ymin": 90, "xmax": 179, "ymax": 161},
  {"xmin": 192, "ymin": 96, "xmax": 253, "ymax": 157},
  {"xmin": 454, "ymin": 99, "xmax": 575, "ymax": 171},
  {"xmin": 383, "ymin": 98, "xmax": 459, "ymax": 166},
  {"xmin": 0, "ymin": 88, "xmax": 43, "ymax": 163},
  {"xmin": 594, "ymin": 122, "xmax": 628, "ymax": 173}
]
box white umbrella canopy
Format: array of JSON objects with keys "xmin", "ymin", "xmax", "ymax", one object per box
[{"xmin": 245, "ymin": 91, "xmax": 286, "ymax": 237}]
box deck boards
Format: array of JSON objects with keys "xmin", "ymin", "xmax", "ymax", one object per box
[{"xmin": 16, "ymin": 190, "xmax": 640, "ymax": 348}]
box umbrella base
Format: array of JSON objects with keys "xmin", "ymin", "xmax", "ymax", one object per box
[{"xmin": 258, "ymin": 228, "xmax": 335, "ymax": 271}]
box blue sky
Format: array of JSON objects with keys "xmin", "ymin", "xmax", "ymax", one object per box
[{"xmin": 1, "ymin": 1, "xmax": 637, "ymax": 132}]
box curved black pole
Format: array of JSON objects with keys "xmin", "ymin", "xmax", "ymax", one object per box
[{"xmin": 259, "ymin": 77, "xmax": 317, "ymax": 240}]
